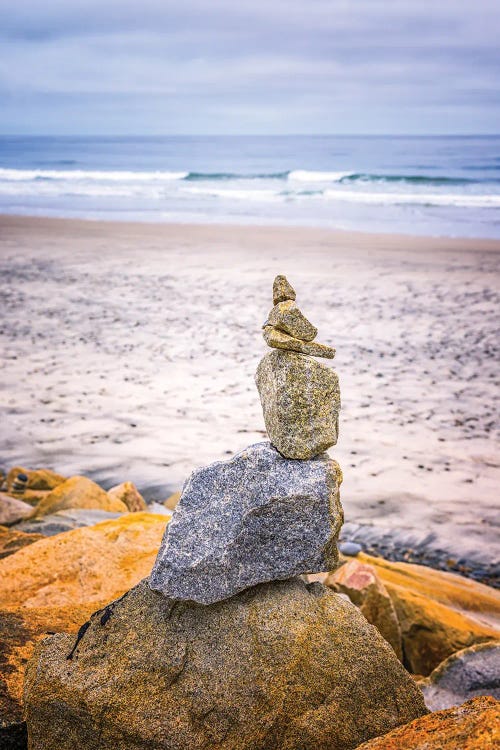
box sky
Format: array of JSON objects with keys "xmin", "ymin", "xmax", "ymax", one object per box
[{"xmin": 1, "ymin": 0, "xmax": 499, "ymax": 135}]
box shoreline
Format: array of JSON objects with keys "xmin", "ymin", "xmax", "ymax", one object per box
[
  {"xmin": 2, "ymin": 212, "xmax": 500, "ymax": 249},
  {"xmin": 1, "ymin": 213, "xmax": 499, "ymax": 582}
]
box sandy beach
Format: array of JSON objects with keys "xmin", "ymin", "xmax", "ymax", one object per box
[{"xmin": 0, "ymin": 215, "xmax": 499, "ymax": 574}]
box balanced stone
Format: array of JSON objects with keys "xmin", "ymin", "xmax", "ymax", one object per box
[
  {"xmin": 263, "ymin": 325, "xmax": 335, "ymax": 359},
  {"xmin": 25, "ymin": 577, "xmax": 427, "ymax": 750},
  {"xmin": 149, "ymin": 441, "xmax": 343, "ymax": 604},
  {"xmin": 265, "ymin": 300, "xmax": 318, "ymax": 341},
  {"xmin": 273, "ymin": 274, "xmax": 296, "ymax": 305},
  {"xmin": 256, "ymin": 350, "xmax": 340, "ymax": 459}
]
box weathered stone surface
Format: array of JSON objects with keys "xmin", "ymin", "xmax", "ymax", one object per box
[
  {"xmin": 265, "ymin": 300, "xmax": 318, "ymax": 341},
  {"xmin": 17, "ymin": 509, "xmax": 124, "ymax": 536},
  {"xmin": 0, "ymin": 512, "xmax": 169, "ymax": 610},
  {"xmin": 273, "ymin": 273, "xmax": 296, "ymax": 305},
  {"xmin": 0, "ymin": 493, "xmax": 33, "ymax": 526},
  {"xmin": 33, "ymin": 476, "xmax": 127, "ymax": 518},
  {"xmin": 256, "ymin": 350, "xmax": 340, "ymax": 459},
  {"xmin": 263, "ymin": 325, "xmax": 335, "ymax": 358},
  {"xmin": 163, "ymin": 490, "xmax": 181, "ymax": 510},
  {"xmin": 150, "ymin": 442, "xmax": 343, "ymax": 604},
  {"xmin": 356, "ymin": 696, "xmax": 499, "ymax": 750},
  {"xmin": 107, "ymin": 481, "xmax": 147, "ymax": 512},
  {"xmin": 0, "ymin": 525, "xmax": 43, "ymax": 560},
  {"xmin": 421, "ymin": 641, "xmax": 500, "ymax": 711},
  {"xmin": 24, "ymin": 577, "xmax": 427, "ymax": 750},
  {"xmin": 330, "ymin": 559, "xmax": 403, "ymax": 661},
  {"xmin": 6, "ymin": 467, "xmax": 66, "ymax": 493},
  {"xmin": 0, "ymin": 604, "xmax": 91, "ymax": 748},
  {"xmin": 325, "ymin": 552, "xmax": 500, "ymax": 675}
]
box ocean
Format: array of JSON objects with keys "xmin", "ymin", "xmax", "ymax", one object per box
[{"xmin": 0, "ymin": 135, "xmax": 499, "ymax": 237}]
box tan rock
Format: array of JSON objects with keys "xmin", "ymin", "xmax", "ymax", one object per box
[
  {"xmin": 33, "ymin": 476, "xmax": 127, "ymax": 518},
  {"xmin": 0, "ymin": 492, "xmax": 34, "ymax": 526},
  {"xmin": 256, "ymin": 349, "xmax": 340, "ymax": 459},
  {"xmin": 265, "ymin": 300, "xmax": 318, "ymax": 341},
  {"xmin": 107, "ymin": 481, "xmax": 147, "ymax": 512},
  {"xmin": 339, "ymin": 553, "xmax": 500, "ymax": 675},
  {"xmin": 263, "ymin": 325, "xmax": 335, "ymax": 358},
  {"xmin": 330, "ymin": 559, "xmax": 403, "ymax": 660},
  {"xmin": 163, "ymin": 491, "xmax": 181, "ymax": 511},
  {"xmin": 273, "ymin": 274, "xmax": 296, "ymax": 305},
  {"xmin": 24, "ymin": 578, "xmax": 427, "ymax": 750},
  {"xmin": 0, "ymin": 512, "xmax": 169, "ymax": 610},
  {"xmin": 355, "ymin": 696, "xmax": 499, "ymax": 750},
  {"xmin": 0, "ymin": 525, "xmax": 44, "ymax": 560},
  {"xmin": 0, "ymin": 604, "xmax": 92, "ymax": 740},
  {"xmin": 7, "ymin": 466, "xmax": 66, "ymax": 493}
]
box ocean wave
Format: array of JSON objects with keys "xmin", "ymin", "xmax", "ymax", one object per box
[
  {"xmin": 288, "ymin": 170, "xmax": 352, "ymax": 182},
  {"xmin": 0, "ymin": 168, "xmax": 188, "ymax": 182},
  {"xmin": 322, "ymin": 190, "xmax": 500, "ymax": 208},
  {"xmin": 0, "ymin": 166, "xmax": 496, "ymax": 187}
]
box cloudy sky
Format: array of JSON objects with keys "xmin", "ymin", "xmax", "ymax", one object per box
[{"xmin": 1, "ymin": 0, "xmax": 499, "ymax": 135}]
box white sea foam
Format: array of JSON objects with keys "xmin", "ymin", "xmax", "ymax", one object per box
[
  {"xmin": 0, "ymin": 168, "xmax": 188, "ymax": 182},
  {"xmin": 322, "ymin": 190, "xmax": 500, "ymax": 208},
  {"xmin": 181, "ymin": 186, "xmax": 281, "ymax": 202},
  {"xmin": 288, "ymin": 170, "xmax": 352, "ymax": 182}
]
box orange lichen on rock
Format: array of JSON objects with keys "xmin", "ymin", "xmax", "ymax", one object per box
[
  {"xmin": 355, "ymin": 696, "xmax": 499, "ymax": 749},
  {"xmin": 326, "ymin": 553, "xmax": 500, "ymax": 675},
  {"xmin": 0, "ymin": 512, "xmax": 170, "ymax": 610},
  {"xmin": 107, "ymin": 481, "xmax": 147, "ymax": 512},
  {"xmin": 0, "ymin": 525, "xmax": 44, "ymax": 560},
  {"xmin": 32, "ymin": 475, "xmax": 127, "ymax": 518}
]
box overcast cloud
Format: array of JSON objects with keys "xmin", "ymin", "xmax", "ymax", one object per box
[{"xmin": 1, "ymin": 0, "xmax": 499, "ymax": 134}]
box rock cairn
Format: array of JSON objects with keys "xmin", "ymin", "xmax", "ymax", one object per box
[
  {"xmin": 257, "ymin": 275, "xmax": 340, "ymax": 459},
  {"xmin": 24, "ymin": 276, "xmax": 427, "ymax": 750},
  {"xmin": 150, "ymin": 275, "xmax": 343, "ymax": 604}
]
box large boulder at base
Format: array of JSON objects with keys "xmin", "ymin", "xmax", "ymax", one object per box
[
  {"xmin": 6, "ymin": 467, "xmax": 66, "ymax": 493},
  {"xmin": 24, "ymin": 578, "xmax": 427, "ymax": 750},
  {"xmin": 420, "ymin": 641, "xmax": 500, "ymax": 711},
  {"xmin": 324, "ymin": 553, "xmax": 500, "ymax": 675},
  {"xmin": 107, "ymin": 481, "xmax": 147, "ymax": 512},
  {"xmin": 150, "ymin": 442, "xmax": 343, "ymax": 604},
  {"xmin": 32, "ymin": 476, "xmax": 127, "ymax": 518},
  {"xmin": 329, "ymin": 559, "xmax": 403, "ymax": 661},
  {"xmin": 356, "ymin": 696, "xmax": 499, "ymax": 750},
  {"xmin": 256, "ymin": 350, "xmax": 340, "ymax": 459},
  {"xmin": 0, "ymin": 604, "xmax": 92, "ymax": 749},
  {"xmin": 0, "ymin": 513, "xmax": 169, "ymax": 610},
  {"xmin": 0, "ymin": 494, "xmax": 34, "ymax": 526},
  {"xmin": 0, "ymin": 525, "xmax": 43, "ymax": 560},
  {"xmin": 16, "ymin": 509, "xmax": 124, "ymax": 537}
]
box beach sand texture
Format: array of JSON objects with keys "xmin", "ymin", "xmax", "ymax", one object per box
[{"xmin": 0, "ymin": 215, "xmax": 499, "ymax": 569}]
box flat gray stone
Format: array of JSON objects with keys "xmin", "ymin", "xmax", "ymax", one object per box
[
  {"xmin": 421, "ymin": 641, "xmax": 500, "ymax": 711},
  {"xmin": 149, "ymin": 442, "xmax": 344, "ymax": 604},
  {"xmin": 17, "ymin": 508, "xmax": 123, "ymax": 536}
]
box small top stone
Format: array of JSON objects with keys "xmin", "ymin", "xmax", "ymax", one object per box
[{"xmin": 273, "ymin": 275, "xmax": 296, "ymax": 305}]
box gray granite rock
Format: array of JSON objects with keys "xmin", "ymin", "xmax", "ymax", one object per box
[
  {"xmin": 256, "ymin": 350, "xmax": 340, "ymax": 459},
  {"xmin": 421, "ymin": 641, "xmax": 500, "ymax": 711},
  {"xmin": 265, "ymin": 300, "xmax": 318, "ymax": 342},
  {"xmin": 149, "ymin": 442, "xmax": 343, "ymax": 604},
  {"xmin": 273, "ymin": 274, "xmax": 296, "ymax": 304}
]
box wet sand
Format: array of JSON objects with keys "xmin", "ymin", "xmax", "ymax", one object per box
[{"xmin": 0, "ymin": 215, "xmax": 499, "ymax": 575}]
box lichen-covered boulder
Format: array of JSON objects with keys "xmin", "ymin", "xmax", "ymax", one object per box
[
  {"xmin": 256, "ymin": 350, "xmax": 340, "ymax": 459},
  {"xmin": 24, "ymin": 578, "xmax": 427, "ymax": 750},
  {"xmin": 107, "ymin": 481, "xmax": 147, "ymax": 512},
  {"xmin": 0, "ymin": 513, "xmax": 169, "ymax": 609},
  {"xmin": 33, "ymin": 476, "xmax": 127, "ymax": 518},
  {"xmin": 0, "ymin": 525, "xmax": 43, "ymax": 560},
  {"xmin": 330, "ymin": 559, "xmax": 403, "ymax": 660},
  {"xmin": 150, "ymin": 442, "xmax": 343, "ymax": 604},
  {"xmin": 356, "ymin": 696, "xmax": 499, "ymax": 750},
  {"xmin": 6, "ymin": 467, "xmax": 66, "ymax": 493}
]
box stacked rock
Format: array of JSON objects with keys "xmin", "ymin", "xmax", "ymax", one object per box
[
  {"xmin": 257, "ymin": 274, "xmax": 340, "ymax": 459},
  {"xmin": 24, "ymin": 277, "xmax": 428, "ymax": 750},
  {"xmin": 149, "ymin": 274, "xmax": 343, "ymax": 604}
]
